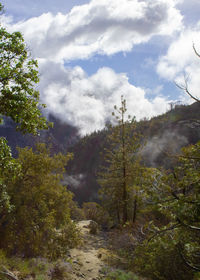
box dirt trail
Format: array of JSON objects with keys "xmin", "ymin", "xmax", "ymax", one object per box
[{"xmin": 70, "ymin": 220, "xmax": 108, "ymax": 280}]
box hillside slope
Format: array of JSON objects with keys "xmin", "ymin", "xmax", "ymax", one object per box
[
  {"xmin": 66, "ymin": 102, "xmax": 200, "ymax": 203},
  {"xmin": 0, "ymin": 102, "xmax": 199, "ymax": 203}
]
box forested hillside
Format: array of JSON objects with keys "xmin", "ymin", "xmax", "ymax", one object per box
[
  {"xmin": 1, "ymin": 102, "xmax": 199, "ymax": 203},
  {"xmin": 67, "ymin": 101, "xmax": 200, "ymax": 203}
]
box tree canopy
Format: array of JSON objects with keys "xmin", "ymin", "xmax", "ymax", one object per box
[
  {"xmin": 0, "ymin": 143, "xmax": 79, "ymax": 259},
  {"xmin": 134, "ymin": 141, "xmax": 200, "ymax": 279},
  {"xmin": 0, "ymin": 3, "xmax": 49, "ymax": 135}
]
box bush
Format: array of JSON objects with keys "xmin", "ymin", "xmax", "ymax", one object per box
[
  {"xmin": 108, "ymin": 229, "xmax": 135, "ymax": 254},
  {"xmin": 0, "ymin": 144, "xmax": 80, "ymax": 259},
  {"xmin": 50, "ymin": 260, "xmax": 72, "ymax": 280},
  {"xmin": 133, "ymin": 234, "xmax": 195, "ymax": 280},
  {"xmin": 69, "ymin": 200, "xmax": 85, "ymax": 221},
  {"xmin": 0, "ymin": 257, "xmax": 50, "ymax": 280},
  {"xmin": 105, "ymin": 269, "xmax": 140, "ymax": 280},
  {"xmin": 82, "ymin": 202, "xmax": 112, "ymax": 229},
  {"xmin": 0, "ymin": 256, "xmax": 74, "ymax": 280},
  {"xmin": 88, "ymin": 220, "xmax": 99, "ymax": 235}
]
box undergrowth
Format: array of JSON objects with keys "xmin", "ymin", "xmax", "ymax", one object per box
[{"xmin": 0, "ymin": 250, "xmax": 72, "ymax": 280}]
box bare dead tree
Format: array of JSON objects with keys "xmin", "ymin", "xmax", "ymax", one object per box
[{"xmin": 175, "ymin": 44, "xmax": 200, "ymax": 103}]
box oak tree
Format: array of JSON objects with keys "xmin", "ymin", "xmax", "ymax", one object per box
[{"xmin": 1, "ymin": 143, "xmax": 79, "ymax": 259}]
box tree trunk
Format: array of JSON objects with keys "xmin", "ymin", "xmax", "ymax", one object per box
[
  {"xmin": 122, "ymin": 112, "xmax": 128, "ymax": 224},
  {"xmin": 122, "ymin": 180, "xmax": 128, "ymax": 224},
  {"xmin": 132, "ymin": 197, "xmax": 137, "ymax": 223},
  {"xmin": 116, "ymin": 204, "xmax": 121, "ymax": 224}
]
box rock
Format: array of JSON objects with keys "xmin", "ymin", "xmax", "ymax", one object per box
[
  {"xmin": 76, "ymin": 272, "xmax": 85, "ymax": 278},
  {"xmin": 97, "ymin": 253, "xmax": 102, "ymax": 258},
  {"xmin": 88, "ymin": 220, "xmax": 99, "ymax": 235}
]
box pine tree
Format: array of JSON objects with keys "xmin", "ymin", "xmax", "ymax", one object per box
[{"xmin": 98, "ymin": 96, "xmax": 142, "ymax": 224}]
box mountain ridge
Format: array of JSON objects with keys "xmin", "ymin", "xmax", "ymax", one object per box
[{"xmin": 0, "ymin": 102, "xmax": 199, "ymax": 203}]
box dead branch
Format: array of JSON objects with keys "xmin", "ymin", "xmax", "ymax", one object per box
[
  {"xmin": 0, "ymin": 266, "xmax": 19, "ymax": 280},
  {"xmin": 193, "ymin": 43, "xmax": 200, "ymax": 58},
  {"xmin": 148, "ymin": 223, "xmax": 180, "ymax": 242},
  {"xmin": 175, "ymin": 77, "xmax": 200, "ymax": 103},
  {"xmin": 177, "ymin": 218, "xmax": 200, "ymax": 231},
  {"xmin": 178, "ymin": 245, "xmax": 200, "ymax": 272},
  {"xmin": 140, "ymin": 225, "xmax": 146, "ymax": 235}
]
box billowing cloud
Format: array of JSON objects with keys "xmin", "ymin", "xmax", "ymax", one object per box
[
  {"xmin": 157, "ymin": 23, "xmax": 200, "ymax": 100},
  {"xmin": 39, "ymin": 61, "xmax": 169, "ymax": 135},
  {"xmin": 3, "ymin": 0, "xmax": 182, "ymax": 62},
  {"xmin": 1, "ymin": 0, "xmax": 183, "ymax": 135}
]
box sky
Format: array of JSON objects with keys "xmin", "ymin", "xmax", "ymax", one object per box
[{"xmin": 1, "ymin": 0, "xmax": 200, "ymax": 135}]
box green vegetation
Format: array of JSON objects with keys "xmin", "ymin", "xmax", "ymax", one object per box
[
  {"xmin": 0, "ymin": 2, "xmax": 200, "ymax": 279},
  {"xmin": 0, "ymin": 138, "xmax": 20, "ymax": 230},
  {"xmin": 0, "ymin": 3, "xmax": 79, "ymax": 278},
  {"xmin": 0, "ymin": 4, "xmax": 49, "ymax": 134},
  {"xmin": 97, "ymin": 98, "xmax": 200, "ymax": 279},
  {"xmin": 104, "ymin": 269, "xmax": 140, "ymax": 280},
  {"xmin": 66, "ymin": 101, "xmax": 200, "ymax": 204},
  {"xmin": 0, "ymin": 250, "xmax": 73, "ymax": 280},
  {"xmin": 0, "ymin": 143, "xmax": 79, "ymax": 259},
  {"xmin": 102, "ymin": 141, "xmax": 200, "ymax": 280},
  {"xmin": 133, "ymin": 141, "xmax": 200, "ymax": 279},
  {"xmin": 98, "ymin": 97, "xmax": 143, "ymax": 225},
  {"xmin": 83, "ymin": 202, "xmax": 111, "ymax": 229}
]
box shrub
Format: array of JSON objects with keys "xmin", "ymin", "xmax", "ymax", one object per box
[
  {"xmin": 69, "ymin": 200, "xmax": 85, "ymax": 221},
  {"xmin": 82, "ymin": 202, "xmax": 111, "ymax": 229},
  {"xmin": 105, "ymin": 269, "xmax": 140, "ymax": 280},
  {"xmin": 88, "ymin": 220, "xmax": 99, "ymax": 235},
  {"xmin": 50, "ymin": 260, "xmax": 72, "ymax": 280},
  {"xmin": 133, "ymin": 234, "xmax": 195, "ymax": 280},
  {"xmin": 0, "ymin": 144, "xmax": 80, "ymax": 259}
]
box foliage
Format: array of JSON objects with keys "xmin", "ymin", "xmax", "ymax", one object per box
[
  {"xmin": 134, "ymin": 234, "xmax": 194, "ymax": 280},
  {"xmin": 0, "ymin": 9, "xmax": 49, "ymax": 134},
  {"xmin": 104, "ymin": 269, "xmax": 140, "ymax": 280},
  {"xmin": 0, "ymin": 3, "xmax": 52, "ymax": 253},
  {"xmin": 0, "ymin": 138, "xmax": 20, "ymax": 230},
  {"xmin": 0, "ymin": 143, "xmax": 79, "ymax": 259},
  {"xmin": 133, "ymin": 141, "xmax": 200, "ymax": 279},
  {"xmin": 69, "ymin": 200, "xmax": 85, "ymax": 221},
  {"xmin": 98, "ymin": 96, "xmax": 143, "ymax": 224},
  {"xmin": 88, "ymin": 220, "xmax": 99, "ymax": 234},
  {"xmin": 65, "ymin": 102, "xmax": 200, "ymax": 204},
  {"xmin": 82, "ymin": 202, "xmax": 112, "ymax": 229},
  {"xmin": 50, "ymin": 260, "xmax": 72, "ymax": 280},
  {"xmin": 0, "ymin": 252, "xmax": 73, "ymax": 280}
]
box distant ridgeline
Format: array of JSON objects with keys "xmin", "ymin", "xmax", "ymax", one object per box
[
  {"xmin": 0, "ymin": 114, "xmax": 80, "ymax": 156},
  {"xmin": 66, "ymin": 102, "xmax": 200, "ymax": 204},
  {"xmin": 0, "ymin": 102, "xmax": 199, "ymax": 203}
]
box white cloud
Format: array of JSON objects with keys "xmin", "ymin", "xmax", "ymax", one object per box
[
  {"xmin": 39, "ymin": 61, "xmax": 169, "ymax": 135},
  {"xmin": 1, "ymin": 0, "xmax": 183, "ymax": 135},
  {"xmin": 157, "ymin": 23, "xmax": 200, "ymax": 100},
  {"xmin": 3, "ymin": 0, "xmax": 183, "ymax": 62}
]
